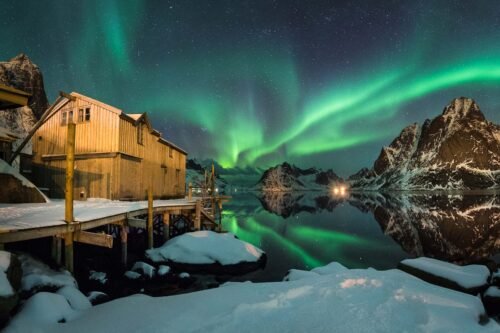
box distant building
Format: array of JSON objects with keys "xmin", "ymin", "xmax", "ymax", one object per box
[{"xmin": 32, "ymin": 92, "xmax": 187, "ymax": 200}]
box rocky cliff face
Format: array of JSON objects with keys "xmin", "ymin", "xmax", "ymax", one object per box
[
  {"xmin": 258, "ymin": 162, "xmax": 342, "ymax": 191},
  {"xmin": 350, "ymin": 97, "xmax": 500, "ymax": 190},
  {"xmin": 0, "ymin": 54, "xmax": 49, "ymax": 154}
]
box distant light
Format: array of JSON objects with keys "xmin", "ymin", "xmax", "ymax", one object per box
[
  {"xmin": 215, "ymin": 188, "xmax": 219, "ymax": 193},
  {"xmin": 333, "ymin": 187, "xmax": 339, "ymax": 195}
]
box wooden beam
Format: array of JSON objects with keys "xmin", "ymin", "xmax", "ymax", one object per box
[
  {"xmin": 120, "ymin": 226, "xmax": 128, "ymax": 266},
  {"xmin": 147, "ymin": 188, "xmax": 153, "ymax": 249},
  {"xmin": 188, "ymin": 183, "xmax": 192, "ymax": 200},
  {"xmin": 65, "ymin": 122, "xmax": 76, "ymax": 223},
  {"xmin": 51, "ymin": 237, "xmax": 62, "ymax": 265},
  {"xmin": 126, "ymin": 218, "xmax": 147, "ymax": 229},
  {"xmin": 74, "ymin": 231, "xmax": 113, "ymax": 248}
]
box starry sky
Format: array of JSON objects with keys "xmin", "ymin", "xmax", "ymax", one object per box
[{"xmin": 2, "ymin": 0, "xmax": 500, "ymax": 176}]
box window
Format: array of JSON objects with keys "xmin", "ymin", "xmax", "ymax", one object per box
[
  {"xmin": 169, "ymin": 146, "xmax": 173, "ymax": 158},
  {"xmin": 137, "ymin": 124, "xmax": 143, "ymax": 145},
  {"xmin": 78, "ymin": 109, "xmax": 84, "ymax": 122},
  {"xmin": 85, "ymin": 107, "xmax": 91, "ymax": 121},
  {"xmin": 61, "ymin": 111, "xmax": 67, "ymax": 125},
  {"xmin": 68, "ymin": 110, "xmax": 73, "ymax": 123}
]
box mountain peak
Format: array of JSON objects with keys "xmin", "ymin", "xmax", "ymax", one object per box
[
  {"xmin": 8, "ymin": 53, "xmax": 34, "ymax": 65},
  {"xmin": 442, "ymin": 97, "xmax": 484, "ymax": 121}
]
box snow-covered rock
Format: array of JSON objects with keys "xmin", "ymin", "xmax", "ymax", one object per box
[
  {"xmin": 124, "ymin": 271, "xmax": 141, "ymax": 280},
  {"xmin": 18, "ymin": 254, "xmax": 77, "ymax": 294},
  {"xmin": 146, "ymin": 231, "xmax": 265, "ymax": 266},
  {"xmin": 87, "ymin": 291, "xmax": 109, "ymax": 306},
  {"xmin": 483, "ymin": 286, "xmax": 500, "ymax": 316},
  {"xmin": 131, "ymin": 262, "xmax": 156, "ymax": 279},
  {"xmin": 157, "ymin": 265, "xmax": 171, "ymax": 276},
  {"xmin": 0, "ymin": 159, "xmax": 48, "ymax": 203},
  {"xmin": 398, "ymin": 257, "xmax": 490, "ymax": 294},
  {"xmin": 6, "ymin": 262, "xmax": 498, "ymax": 332},
  {"xmin": 350, "ymin": 97, "xmax": 500, "ymax": 190},
  {"xmin": 88, "ymin": 271, "xmax": 107, "ymax": 284}
]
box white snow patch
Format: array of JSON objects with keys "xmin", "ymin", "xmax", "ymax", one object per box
[
  {"xmin": 157, "ymin": 265, "xmax": 171, "ymax": 276},
  {"xmin": 124, "ymin": 271, "xmax": 141, "ymax": 280},
  {"xmin": 401, "ymin": 257, "xmax": 490, "ymax": 289},
  {"xmin": 146, "ymin": 231, "xmax": 264, "ymax": 265},
  {"xmin": 56, "ymin": 286, "xmax": 92, "ymax": 311},
  {"xmin": 179, "ymin": 272, "xmax": 190, "ymax": 279},
  {"xmin": 88, "ymin": 271, "xmax": 107, "ymax": 284}
]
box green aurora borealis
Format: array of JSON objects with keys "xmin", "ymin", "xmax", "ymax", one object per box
[{"xmin": 2, "ymin": 1, "xmax": 500, "ymax": 174}]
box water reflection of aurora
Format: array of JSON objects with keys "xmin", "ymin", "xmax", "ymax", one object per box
[{"xmin": 222, "ymin": 208, "xmax": 386, "ymax": 272}]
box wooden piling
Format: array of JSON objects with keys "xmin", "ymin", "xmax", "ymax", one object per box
[
  {"xmin": 163, "ymin": 213, "xmax": 170, "ymax": 242},
  {"xmin": 120, "ymin": 226, "xmax": 128, "ymax": 266},
  {"xmin": 64, "ymin": 122, "xmax": 76, "ymax": 272},
  {"xmin": 195, "ymin": 199, "xmax": 201, "ymax": 230},
  {"xmin": 51, "ymin": 236, "xmax": 62, "ymax": 265},
  {"xmin": 147, "ymin": 188, "xmax": 153, "ymax": 249},
  {"xmin": 64, "ymin": 233, "xmax": 74, "ymax": 273},
  {"xmin": 188, "ymin": 182, "xmax": 192, "ymax": 200}
]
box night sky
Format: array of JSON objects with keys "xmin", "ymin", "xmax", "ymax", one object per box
[{"xmin": 2, "ymin": 0, "xmax": 500, "ymax": 176}]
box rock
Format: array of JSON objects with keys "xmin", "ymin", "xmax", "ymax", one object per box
[
  {"xmin": 491, "ymin": 271, "xmax": 500, "ymax": 287},
  {"xmin": 0, "ymin": 54, "xmax": 49, "ymax": 119},
  {"xmin": 482, "ymin": 286, "xmax": 500, "ymax": 316},
  {"xmin": 131, "ymin": 261, "xmax": 156, "ymax": 279},
  {"xmin": 0, "ymin": 253, "xmax": 21, "ymax": 327},
  {"xmin": 87, "ymin": 291, "xmax": 109, "ymax": 306},
  {"xmin": 398, "ymin": 257, "xmax": 490, "ymax": 295},
  {"xmin": 350, "ymin": 97, "xmax": 500, "ymax": 190}
]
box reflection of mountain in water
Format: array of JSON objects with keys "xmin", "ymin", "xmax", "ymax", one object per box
[
  {"xmin": 258, "ymin": 191, "xmax": 344, "ymax": 218},
  {"xmin": 258, "ymin": 191, "xmax": 500, "ymax": 264}
]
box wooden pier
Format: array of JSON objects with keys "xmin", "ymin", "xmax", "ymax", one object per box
[{"xmin": 0, "ymin": 193, "xmax": 229, "ymax": 272}]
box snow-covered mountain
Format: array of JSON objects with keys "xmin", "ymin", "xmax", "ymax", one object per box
[
  {"xmin": 0, "ymin": 54, "xmax": 49, "ymax": 156},
  {"xmin": 350, "ymin": 97, "xmax": 500, "ymax": 190},
  {"xmin": 257, "ymin": 162, "xmax": 343, "ymax": 191}
]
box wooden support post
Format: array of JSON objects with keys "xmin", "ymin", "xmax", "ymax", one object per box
[
  {"xmin": 147, "ymin": 188, "xmax": 154, "ymax": 249},
  {"xmin": 188, "ymin": 182, "xmax": 192, "ymax": 200},
  {"xmin": 51, "ymin": 237, "xmax": 62, "ymax": 266},
  {"xmin": 163, "ymin": 213, "xmax": 170, "ymax": 242},
  {"xmin": 195, "ymin": 199, "xmax": 201, "ymax": 230},
  {"xmin": 120, "ymin": 226, "xmax": 128, "ymax": 266},
  {"xmin": 65, "ymin": 122, "xmax": 75, "ymax": 223},
  {"xmin": 64, "ymin": 122, "xmax": 76, "ymax": 272},
  {"xmin": 64, "ymin": 233, "xmax": 74, "ymax": 273}
]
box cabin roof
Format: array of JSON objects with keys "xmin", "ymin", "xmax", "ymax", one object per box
[{"xmin": 68, "ymin": 92, "xmax": 188, "ymax": 155}]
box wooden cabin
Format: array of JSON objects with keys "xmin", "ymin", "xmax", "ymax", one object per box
[{"xmin": 32, "ymin": 92, "xmax": 187, "ymax": 200}]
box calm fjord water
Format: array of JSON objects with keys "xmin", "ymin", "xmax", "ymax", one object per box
[{"xmin": 222, "ymin": 192, "xmax": 500, "ymax": 282}]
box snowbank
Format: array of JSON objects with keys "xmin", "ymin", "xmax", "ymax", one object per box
[
  {"xmin": 5, "ymin": 262, "xmax": 498, "ymax": 333},
  {"xmin": 146, "ymin": 231, "xmax": 265, "ymax": 265},
  {"xmin": 399, "ymin": 257, "xmax": 490, "ymax": 294}
]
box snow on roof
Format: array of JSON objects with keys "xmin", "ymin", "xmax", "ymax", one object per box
[{"xmin": 127, "ymin": 113, "xmax": 143, "ymax": 121}]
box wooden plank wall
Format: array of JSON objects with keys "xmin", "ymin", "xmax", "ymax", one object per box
[{"xmin": 32, "ymin": 93, "xmax": 187, "ymax": 200}]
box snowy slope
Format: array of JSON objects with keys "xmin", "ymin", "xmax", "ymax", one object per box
[
  {"xmin": 350, "ymin": 97, "xmax": 500, "ymax": 190},
  {"xmin": 5, "ymin": 262, "xmax": 498, "ymax": 333}
]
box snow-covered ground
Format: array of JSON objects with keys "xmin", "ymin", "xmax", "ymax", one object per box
[
  {"xmin": 0, "ymin": 251, "xmax": 13, "ymax": 296},
  {"xmin": 146, "ymin": 231, "xmax": 265, "ymax": 265},
  {"xmin": 4, "ymin": 262, "xmax": 498, "ymax": 333}
]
